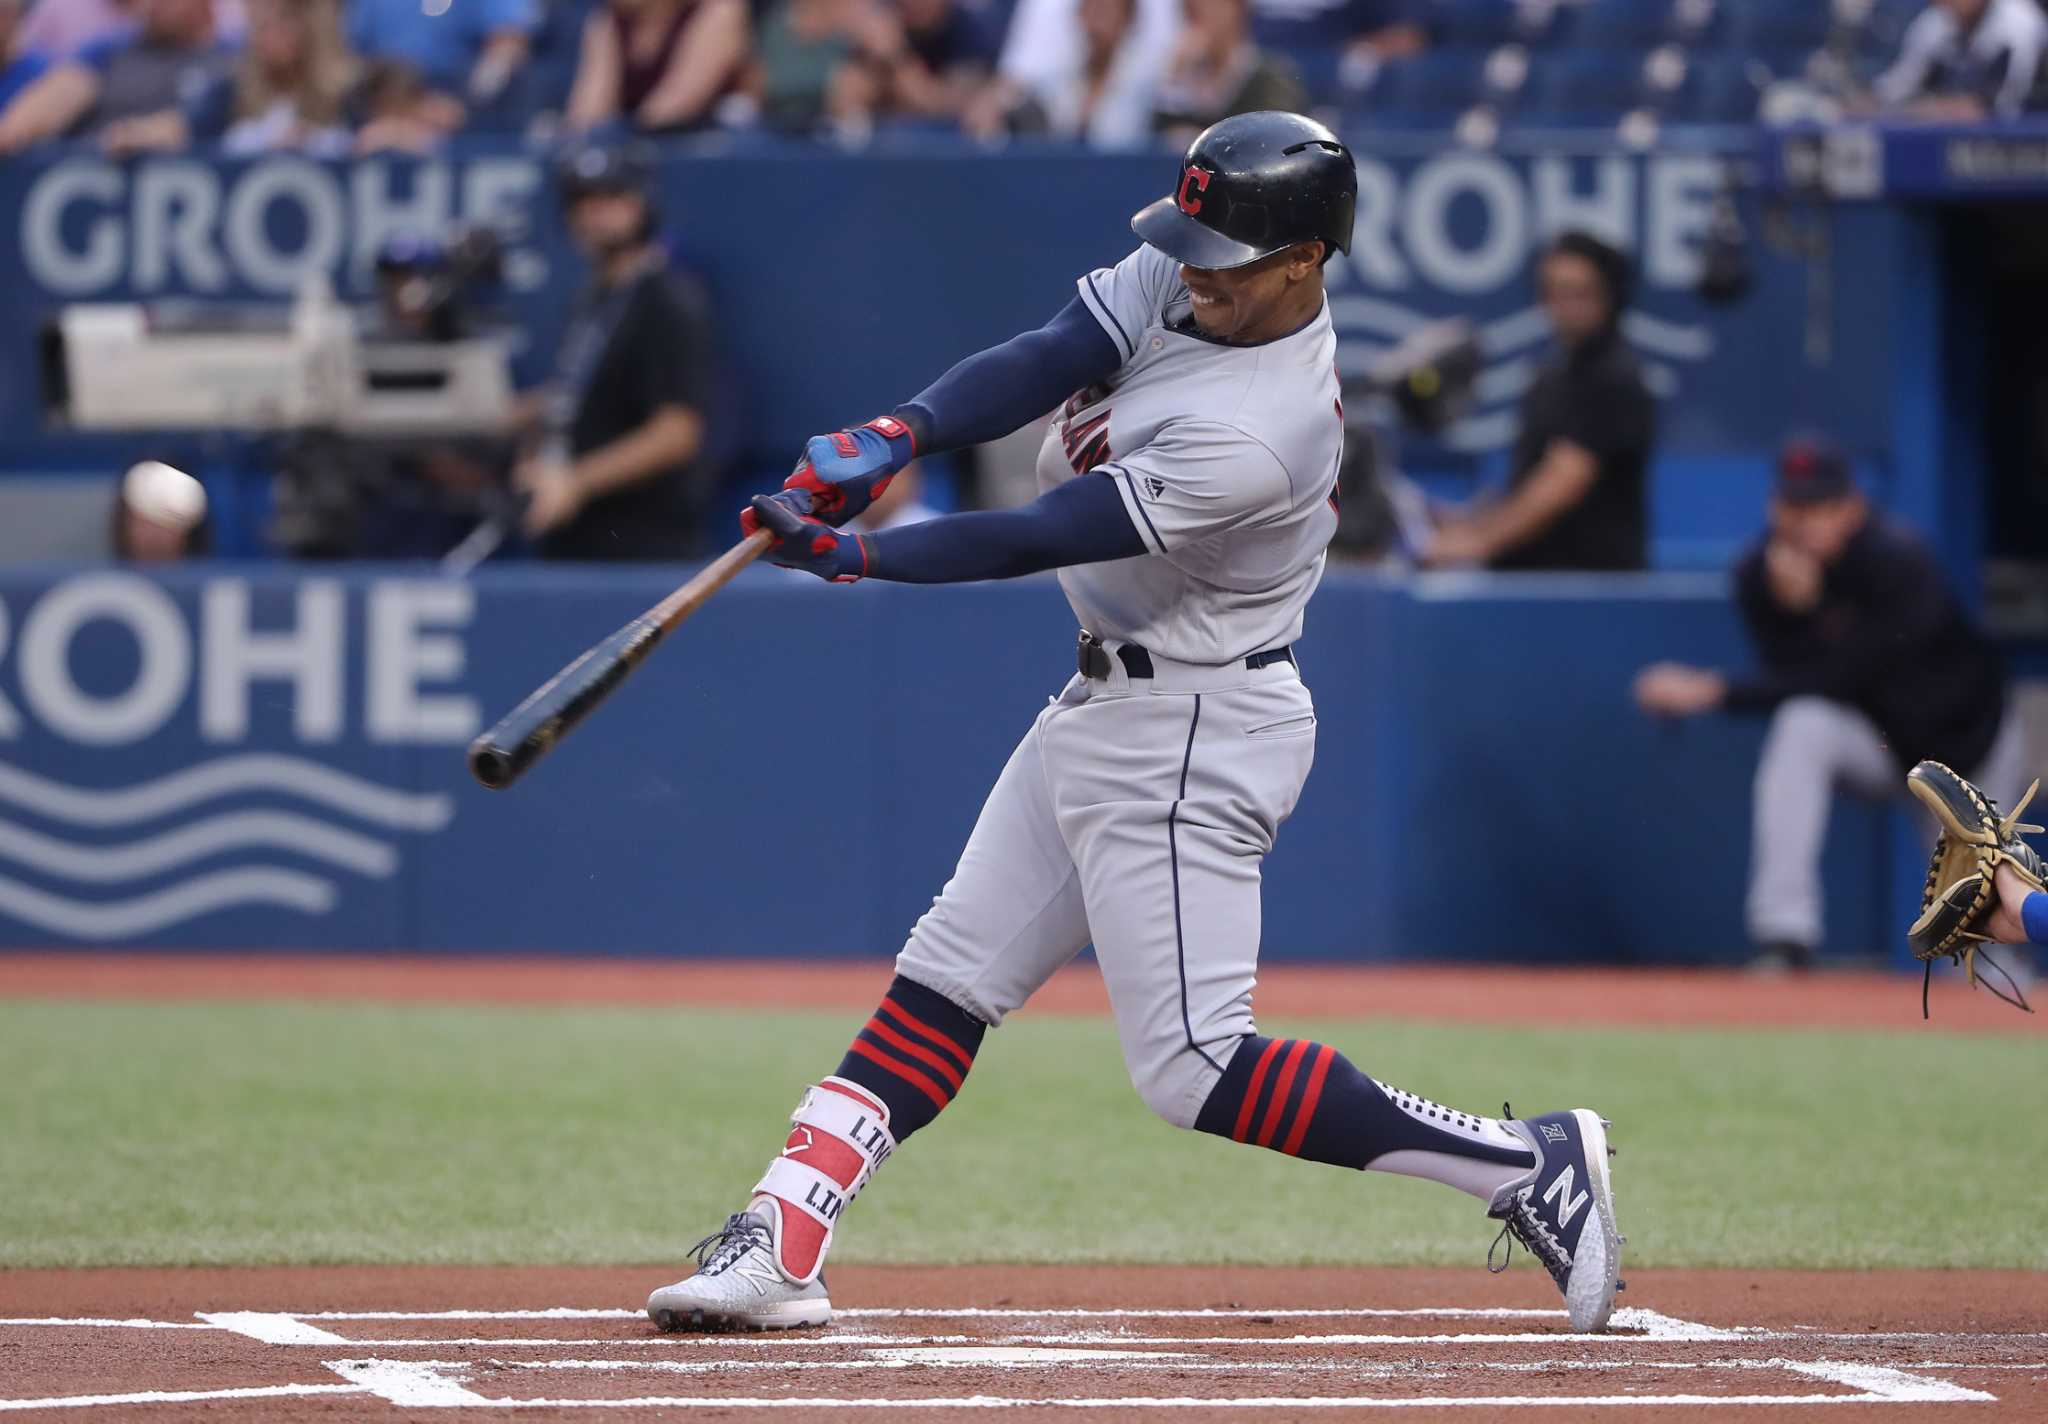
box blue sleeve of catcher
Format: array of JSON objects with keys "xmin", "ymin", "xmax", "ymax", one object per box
[
  {"xmin": 893, "ymin": 295, "xmax": 1123, "ymax": 454},
  {"xmin": 865, "ymin": 472, "xmax": 1145, "ymax": 584},
  {"xmin": 2021, "ymin": 889, "xmax": 2048, "ymax": 946}
]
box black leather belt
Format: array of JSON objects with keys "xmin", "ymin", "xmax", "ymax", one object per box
[{"xmin": 1077, "ymin": 630, "xmax": 1295, "ymax": 680}]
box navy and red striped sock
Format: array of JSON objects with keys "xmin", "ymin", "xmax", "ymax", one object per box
[
  {"xmin": 834, "ymin": 975, "xmax": 987, "ymax": 1140},
  {"xmin": 1193, "ymin": 1035, "xmax": 1535, "ymax": 1198}
]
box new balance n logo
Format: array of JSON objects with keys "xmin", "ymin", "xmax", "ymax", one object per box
[{"xmin": 1542, "ymin": 1166, "xmax": 1589, "ymax": 1229}]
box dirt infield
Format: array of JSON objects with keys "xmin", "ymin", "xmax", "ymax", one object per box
[
  {"xmin": 2, "ymin": 953, "xmax": 2042, "ymax": 1033},
  {"xmin": 3, "ymin": 1265, "xmax": 2044, "ymax": 1420}
]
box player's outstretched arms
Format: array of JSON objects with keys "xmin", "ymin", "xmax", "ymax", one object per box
[
  {"xmin": 748, "ymin": 472, "xmax": 1144, "ymax": 584},
  {"xmin": 743, "ymin": 296, "xmax": 1123, "ymax": 534}
]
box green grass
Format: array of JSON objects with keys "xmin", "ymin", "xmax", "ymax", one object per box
[{"xmin": 1, "ymin": 998, "xmax": 2041, "ymax": 1270}]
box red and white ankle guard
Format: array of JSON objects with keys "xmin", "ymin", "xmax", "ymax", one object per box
[{"xmin": 750, "ymin": 1077, "xmax": 897, "ymax": 1284}]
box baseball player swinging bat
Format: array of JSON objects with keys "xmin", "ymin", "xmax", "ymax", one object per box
[
  {"xmin": 639, "ymin": 113, "xmax": 1626, "ymax": 1341},
  {"xmin": 466, "ymin": 528, "xmax": 773, "ymax": 789}
]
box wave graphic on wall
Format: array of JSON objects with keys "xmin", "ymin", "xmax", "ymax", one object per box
[
  {"xmin": 0, "ymin": 754, "xmax": 454, "ymax": 939},
  {"xmin": 1329, "ymin": 297, "xmax": 1715, "ymax": 455}
]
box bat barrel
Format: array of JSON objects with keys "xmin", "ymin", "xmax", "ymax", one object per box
[
  {"xmin": 467, "ymin": 620, "xmax": 662, "ymax": 789},
  {"xmin": 465, "ymin": 531, "xmax": 774, "ymax": 791}
]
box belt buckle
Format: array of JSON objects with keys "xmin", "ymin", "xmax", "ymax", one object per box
[{"xmin": 1077, "ymin": 630, "xmax": 1113, "ymax": 679}]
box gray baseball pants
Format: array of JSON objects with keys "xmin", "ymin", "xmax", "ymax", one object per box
[
  {"xmin": 895, "ymin": 649, "xmax": 1316, "ymax": 1129},
  {"xmin": 1745, "ymin": 695, "xmax": 2028, "ymax": 949}
]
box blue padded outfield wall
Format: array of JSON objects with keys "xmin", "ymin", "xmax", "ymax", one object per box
[
  {"xmin": 0, "ymin": 565, "xmax": 1890, "ymax": 960},
  {"xmin": 0, "ymin": 126, "xmax": 2000, "ymax": 959}
]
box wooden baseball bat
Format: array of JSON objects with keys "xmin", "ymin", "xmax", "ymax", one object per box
[{"xmin": 467, "ymin": 529, "xmax": 775, "ymax": 790}]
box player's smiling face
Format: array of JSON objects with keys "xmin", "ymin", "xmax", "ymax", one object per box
[{"xmin": 1179, "ymin": 242, "xmax": 1326, "ymax": 344}]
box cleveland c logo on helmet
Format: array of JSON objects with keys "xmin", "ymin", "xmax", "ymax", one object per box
[{"xmin": 1132, "ymin": 113, "xmax": 1356, "ymax": 271}]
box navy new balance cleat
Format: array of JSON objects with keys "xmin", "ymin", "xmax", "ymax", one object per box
[{"xmin": 1486, "ymin": 1108, "xmax": 1624, "ymax": 1332}]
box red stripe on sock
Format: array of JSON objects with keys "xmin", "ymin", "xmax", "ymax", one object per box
[
  {"xmin": 818, "ymin": 1079, "xmax": 885, "ymax": 1115},
  {"xmin": 846, "ymin": 1038, "xmax": 951, "ymax": 1111},
  {"xmin": 860, "ymin": 1015, "xmax": 965, "ymax": 1094},
  {"xmin": 1255, "ymin": 1040, "xmax": 1312, "ymax": 1148},
  {"xmin": 1279, "ymin": 1044, "xmax": 1337, "ymax": 1157},
  {"xmin": 878, "ymin": 997, "xmax": 975, "ymax": 1074},
  {"xmin": 1231, "ymin": 1038, "xmax": 1288, "ymax": 1143}
]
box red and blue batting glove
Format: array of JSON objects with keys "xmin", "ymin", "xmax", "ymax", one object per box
[
  {"xmin": 740, "ymin": 415, "xmax": 916, "ymax": 536},
  {"xmin": 748, "ymin": 492, "xmax": 872, "ymax": 583}
]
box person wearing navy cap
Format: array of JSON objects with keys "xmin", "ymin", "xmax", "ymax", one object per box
[{"xmin": 1634, "ymin": 435, "xmax": 2027, "ymax": 972}]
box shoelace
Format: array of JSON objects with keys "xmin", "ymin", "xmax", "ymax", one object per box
[
  {"xmin": 687, "ymin": 1212, "xmax": 771, "ymax": 1277},
  {"xmin": 1487, "ymin": 1191, "xmax": 1571, "ymax": 1281}
]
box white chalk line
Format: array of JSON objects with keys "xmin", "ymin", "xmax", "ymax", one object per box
[
  {"xmin": 196, "ymin": 1311, "xmax": 352, "ymax": 1345},
  {"xmin": 321, "ymin": 1359, "xmax": 2001, "ymax": 1410},
  {"xmin": 364, "ymin": 1354, "xmax": 2032, "ymax": 1378},
  {"xmin": 293, "ymin": 1306, "xmax": 1568, "ymax": 1322},
  {"xmin": 372, "ymin": 1356, "xmax": 1427, "ymax": 1375},
  {"xmin": 0, "ymin": 1384, "xmax": 363, "ymax": 1413},
  {"xmin": 324, "ymin": 1332, "xmax": 1715, "ymax": 1349}
]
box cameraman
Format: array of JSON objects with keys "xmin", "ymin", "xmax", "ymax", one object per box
[{"xmin": 515, "ymin": 144, "xmax": 716, "ymax": 560}]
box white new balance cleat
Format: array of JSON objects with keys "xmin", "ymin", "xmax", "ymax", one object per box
[
  {"xmin": 1486, "ymin": 1107, "xmax": 1625, "ymax": 1333},
  {"xmin": 646, "ymin": 1205, "xmax": 833, "ymax": 1333}
]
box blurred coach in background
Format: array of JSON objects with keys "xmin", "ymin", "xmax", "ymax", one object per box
[
  {"xmin": 1423, "ymin": 231, "xmax": 1656, "ymax": 572},
  {"xmin": 1634, "ymin": 437, "xmax": 2026, "ymax": 971},
  {"xmin": 514, "ymin": 144, "xmax": 717, "ymax": 560}
]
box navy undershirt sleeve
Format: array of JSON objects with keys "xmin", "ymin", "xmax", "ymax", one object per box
[
  {"xmin": 893, "ymin": 295, "xmax": 1123, "ymax": 454},
  {"xmin": 865, "ymin": 471, "xmax": 1145, "ymax": 583}
]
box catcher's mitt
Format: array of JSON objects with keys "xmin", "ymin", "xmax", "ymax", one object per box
[{"xmin": 1905, "ymin": 759, "xmax": 2042, "ymax": 1016}]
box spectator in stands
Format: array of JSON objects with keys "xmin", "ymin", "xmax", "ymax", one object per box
[
  {"xmin": 99, "ymin": 0, "xmax": 355, "ymax": 155},
  {"xmin": 0, "ymin": 0, "xmax": 52, "ymax": 110},
  {"xmin": 963, "ymin": 0, "xmax": 1170, "ymax": 146},
  {"xmin": 1152, "ymin": 0, "xmax": 1302, "ymax": 139},
  {"xmin": 1246, "ymin": 0, "xmax": 1421, "ymax": 94},
  {"xmin": 0, "ymin": 0, "xmax": 233, "ymax": 152},
  {"xmin": 1873, "ymin": 0, "xmax": 2047, "ymax": 121},
  {"xmin": 564, "ymin": 0, "xmax": 749, "ymax": 133},
  {"xmin": 1423, "ymin": 231, "xmax": 1654, "ymax": 571},
  {"xmin": 753, "ymin": 0, "xmax": 877, "ymax": 133},
  {"xmin": 111, "ymin": 460, "xmax": 210, "ymax": 561},
  {"xmin": 352, "ymin": 58, "xmax": 462, "ymax": 153},
  {"xmin": 347, "ymin": 0, "xmax": 536, "ymax": 118},
  {"xmin": 13, "ymin": 0, "xmax": 141, "ymax": 64},
  {"xmin": 514, "ymin": 146, "xmax": 717, "ymax": 560},
  {"xmin": 1633, "ymin": 437, "xmax": 2026, "ymax": 973},
  {"xmin": 882, "ymin": 0, "xmax": 998, "ymax": 122}
]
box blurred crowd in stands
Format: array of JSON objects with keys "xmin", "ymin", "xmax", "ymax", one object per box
[{"xmin": 2, "ymin": 0, "xmax": 2046, "ymax": 157}]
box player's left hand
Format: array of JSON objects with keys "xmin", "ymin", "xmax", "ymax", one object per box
[
  {"xmin": 743, "ymin": 416, "xmax": 916, "ymax": 535},
  {"xmin": 748, "ymin": 493, "xmax": 872, "ymax": 583}
]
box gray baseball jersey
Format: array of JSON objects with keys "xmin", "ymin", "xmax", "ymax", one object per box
[
  {"xmin": 1043, "ymin": 243, "xmax": 1343, "ymax": 664},
  {"xmin": 895, "ymin": 245, "xmax": 1342, "ymax": 1129}
]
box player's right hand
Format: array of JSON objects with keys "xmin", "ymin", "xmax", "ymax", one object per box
[
  {"xmin": 754, "ymin": 416, "xmax": 917, "ymax": 532},
  {"xmin": 747, "ymin": 493, "xmax": 871, "ymax": 583}
]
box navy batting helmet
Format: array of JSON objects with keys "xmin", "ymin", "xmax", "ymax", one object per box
[{"xmin": 1131, "ymin": 111, "xmax": 1356, "ymax": 271}]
